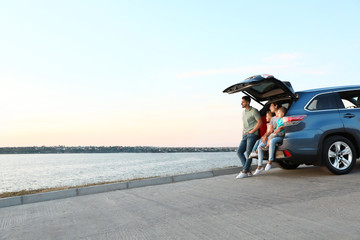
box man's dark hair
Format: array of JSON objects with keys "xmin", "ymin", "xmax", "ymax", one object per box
[{"xmin": 242, "ymin": 96, "xmax": 251, "ymax": 103}]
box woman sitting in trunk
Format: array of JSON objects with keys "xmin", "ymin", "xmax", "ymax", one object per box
[{"xmin": 254, "ymin": 107, "xmax": 286, "ymax": 175}]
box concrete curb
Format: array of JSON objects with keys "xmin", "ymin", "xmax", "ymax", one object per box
[
  {"xmin": 78, "ymin": 182, "xmax": 128, "ymax": 196},
  {"xmin": 22, "ymin": 189, "xmax": 77, "ymax": 204},
  {"xmin": 128, "ymin": 176, "xmax": 173, "ymax": 189},
  {"xmin": 0, "ymin": 165, "xmax": 262, "ymax": 208},
  {"xmin": 0, "ymin": 196, "xmax": 22, "ymax": 208},
  {"xmin": 174, "ymin": 171, "xmax": 214, "ymax": 182}
]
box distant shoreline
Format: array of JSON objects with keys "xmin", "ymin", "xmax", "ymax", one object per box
[{"xmin": 0, "ymin": 146, "xmax": 237, "ymax": 154}]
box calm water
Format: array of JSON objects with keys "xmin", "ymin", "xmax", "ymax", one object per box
[{"xmin": 0, "ymin": 152, "xmax": 239, "ymax": 193}]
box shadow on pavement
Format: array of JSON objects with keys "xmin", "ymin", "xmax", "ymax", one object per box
[{"xmin": 256, "ymin": 160, "xmax": 360, "ymax": 178}]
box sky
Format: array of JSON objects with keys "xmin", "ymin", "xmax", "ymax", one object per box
[{"xmin": 0, "ymin": 0, "xmax": 359, "ymax": 147}]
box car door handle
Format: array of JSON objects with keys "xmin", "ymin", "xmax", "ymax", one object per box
[{"xmin": 343, "ymin": 113, "xmax": 355, "ymax": 118}]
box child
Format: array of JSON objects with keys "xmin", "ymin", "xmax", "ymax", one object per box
[
  {"xmin": 255, "ymin": 107, "xmax": 287, "ymax": 174},
  {"xmin": 248, "ymin": 111, "xmax": 275, "ymax": 159},
  {"xmin": 264, "ymin": 106, "xmax": 286, "ymax": 148}
]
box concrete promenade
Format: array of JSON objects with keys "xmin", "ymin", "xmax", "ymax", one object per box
[
  {"xmin": 1, "ymin": 164, "xmax": 360, "ymax": 240},
  {"xmin": 0, "ymin": 167, "xmax": 242, "ymax": 208}
]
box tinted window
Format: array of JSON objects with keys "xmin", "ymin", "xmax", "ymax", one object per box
[
  {"xmin": 306, "ymin": 93, "xmax": 338, "ymax": 111},
  {"xmin": 252, "ymin": 82, "xmax": 276, "ymax": 94},
  {"xmin": 281, "ymin": 102, "xmax": 290, "ymax": 109},
  {"xmin": 337, "ymin": 90, "xmax": 360, "ymax": 109}
]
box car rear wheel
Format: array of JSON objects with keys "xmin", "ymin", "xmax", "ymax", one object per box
[
  {"xmin": 322, "ymin": 136, "xmax": 356, "ymax": 175},
  {"xmin": 275, "ymin": 160, "xmax": 299, "ymax": 170}
]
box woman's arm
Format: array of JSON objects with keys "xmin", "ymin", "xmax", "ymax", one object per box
[{"xmin": 274, "ymin": 126, "xmax": 285, "ymax": 134}]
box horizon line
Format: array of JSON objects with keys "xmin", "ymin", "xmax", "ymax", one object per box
[{"xmin": 0, "ymin": 145, "xmax": 237, "ymax": 148}]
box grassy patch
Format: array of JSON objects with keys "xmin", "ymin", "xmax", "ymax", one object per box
[{"xmin": 210, "ymin": 166, "xmax": 238, "ymax": 170}]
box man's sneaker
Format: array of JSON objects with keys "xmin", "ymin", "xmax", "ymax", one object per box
[
  {"xmin": 249, "ymin": 152, "xmax": 258, "ymax": 158},
  {"xmin": 265, "ymin": 163, "xmax": 272, "ymax": 171},
  {"xmin": 254, "ymin": 167, "xmax": 264, "ymax": 175},
  {"xmin": 236, "ymin": 172, "xmax": 248, "ymax": 179}
]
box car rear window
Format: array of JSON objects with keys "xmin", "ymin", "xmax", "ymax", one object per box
[
  {"xmin": 252, "ymin": 82, "xmax": 277, "ymax": 94},
  {"xmin": 306, "ymin": 93, "xmax": 338, "ymax": 111}
]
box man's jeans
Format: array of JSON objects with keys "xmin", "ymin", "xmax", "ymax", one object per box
[
  {"xmin": 237, "ymin": 133, "xmax": 258, "ymax": 172},
  {"xmin": 257, "ymin": 136, "xmax": 283, "ymax": 166}
]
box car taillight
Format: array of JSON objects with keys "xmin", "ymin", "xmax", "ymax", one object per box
[
  {"xmin": 283, "ymin": 115, "xmax": 307, "ymax": 126},
  {"xmin": 283, "ymin": 150, "xmax": 292, "ymax": 157}
]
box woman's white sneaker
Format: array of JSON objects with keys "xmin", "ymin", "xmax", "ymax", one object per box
[
  {"xmin": 254, "ymin": 167, "xmax": 264, "ymax": 175},
  {"xmin": 265, "ymin": 163, "xmax": 272, "ymax": 171},
  {"xmin": 249, "ymin": 152, "xmax": 258, "ymax": 158}
]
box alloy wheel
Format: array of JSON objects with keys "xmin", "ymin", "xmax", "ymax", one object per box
[{"xmin": 328, "ymin": 141, "xmax": 353, "ymax": 171}]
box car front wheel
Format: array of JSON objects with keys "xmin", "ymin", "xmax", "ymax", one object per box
[{"xmin": 323, "ymin": 136, "xmax": 356, "ymax": 175}]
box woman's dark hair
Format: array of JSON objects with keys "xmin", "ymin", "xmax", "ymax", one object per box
[
  {"xmin": 242, "ymin": 96, "xmax": 251, "ymax": 103},
  {"xmin": 271, "ymin": 101, "xmax": 280, "ymax": 109}
]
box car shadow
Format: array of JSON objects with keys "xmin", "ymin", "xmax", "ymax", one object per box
[{"xmin": 256, "ymin": 160, "xmax": 360, "ymax": 178}]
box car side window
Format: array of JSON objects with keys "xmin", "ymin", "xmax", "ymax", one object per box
[
  {"xmin": 306, "ymin": 93, "xmax": 337, "ymax": 111},
  {"xmin": 337, "ymin": 90, "xmax": 360, "ymax": 109}
]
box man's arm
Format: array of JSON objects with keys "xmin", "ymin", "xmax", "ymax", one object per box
[{"xmin": 248, "ymin": 118, "xmax": 262, "ymax": 134}]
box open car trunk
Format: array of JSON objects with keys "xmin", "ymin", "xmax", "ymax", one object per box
[{"xmin": 223, "ymin": 74, "xmax": 297, "ymax": 104}]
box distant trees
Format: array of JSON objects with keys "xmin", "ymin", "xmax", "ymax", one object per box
[{"xmin": 0, "ymin": 146, "xmax": 236, "ymax": 154}]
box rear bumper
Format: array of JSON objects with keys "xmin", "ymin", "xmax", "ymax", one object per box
[
  {"xmin": 274, "ymin": 150, "xmax": 318, "ymax": 164},
  {"xmin": 261, "ymin": 149, "xmax": 315, "ymax": 164},
  {"xmin": 274, "ymin": 130, "xmax": 322, "ymax": 164}
]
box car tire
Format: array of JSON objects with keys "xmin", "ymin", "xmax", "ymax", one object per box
[
  {"xmin": 322, "ymin": 136, "xmax": 356, "ymax": 175},
  {"xmin": 275, "ymin": 160, "xmax": 299, "ymax": 170}
]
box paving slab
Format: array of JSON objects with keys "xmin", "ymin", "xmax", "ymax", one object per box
[{"xmin": 212, "ymin": 167, "xmax": 241, "ymax": 176}]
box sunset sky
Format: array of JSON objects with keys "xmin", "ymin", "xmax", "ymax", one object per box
[{"xmin": 1, "ymin": 0, "xmax": 359, "ymax": 147}]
